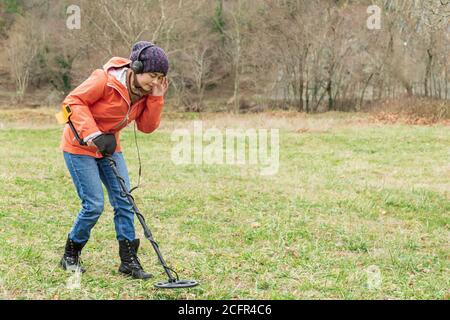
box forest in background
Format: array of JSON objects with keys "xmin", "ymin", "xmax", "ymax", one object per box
[{"xmin": 0, "ymin": 0, "xmax": 449, "ymax": 115}]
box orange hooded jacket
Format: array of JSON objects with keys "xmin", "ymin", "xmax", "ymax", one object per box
[{"xmin": 60, "ymin": 57, "xmax": 164, "ymax": 158}]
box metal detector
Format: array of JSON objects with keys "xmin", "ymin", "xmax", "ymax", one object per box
[{"xmin": 56, "ymin": 104, "xmax": 199, "ymax": 289}]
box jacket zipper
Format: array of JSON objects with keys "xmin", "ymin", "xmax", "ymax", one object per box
[{"xmin": 107, "ymin": 83, "xmax": 131, "ymax": 131}]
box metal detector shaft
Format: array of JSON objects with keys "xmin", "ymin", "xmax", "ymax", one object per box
[
  {"xmin": 63, "ymin": 111, "xmax": 198, "ymax": 288},
  {"xmin": 67, "ymin": 118, "xmax": 87, "ymax": 146},
  {"xmin": 105, "ymin": 156, "xmax": 177, "ymax": 282}
]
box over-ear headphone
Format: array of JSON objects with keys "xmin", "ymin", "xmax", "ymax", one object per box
[{"xmin": 130, "ymin": 43, "xmax": 154, "ymax": 74}]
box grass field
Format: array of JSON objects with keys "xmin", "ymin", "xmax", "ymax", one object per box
[{"xmin": 0, "ymin": 109, "xmax": 448, "ymax": 299}]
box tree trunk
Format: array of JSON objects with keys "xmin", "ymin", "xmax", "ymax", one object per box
[
  {"xmin": 359, "ymin": 73, "xmax": 373, "ymax": 111},
  {"xmin": 233, "ymin": 62, "xmax": 240, "ymax": 113},
  {"xmin": 445, "ymin": 67, "xmax": 448, "ymax": 100},
  {"xmin": 297, "ymin": 57, "xmax": 304, "ymax": 112},
  {"xmin": 326, "ymin": 78, "xmax": 333, "ymax": 111},
  {"xmin": 424, "ymin": 49, "xmax": 432, "ymax": 97},
  {"xmin": 298, "ymin": 77, "xmax": 304, "ymax": 112}
]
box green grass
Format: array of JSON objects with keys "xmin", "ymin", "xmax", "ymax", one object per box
[{"xmin": 0, "ymin": 117, "xmax": 448, "ymax": 299}]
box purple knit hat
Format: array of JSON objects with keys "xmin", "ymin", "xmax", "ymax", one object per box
[{"xmin": 129, "ymin": 41, "xmax": 169, "ymax": 75}]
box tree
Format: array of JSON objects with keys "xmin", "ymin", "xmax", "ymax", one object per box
[{"xmin": 6, "ymin": 13, "xmax": 40, "ymax": 102}]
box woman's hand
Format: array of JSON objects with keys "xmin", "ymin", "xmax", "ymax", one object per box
[
  {"xmin": 92, "ymin": 133, "xmax": 117, "ymax": 157},
  {"xmin": 151, "ymin": 77, "xmax": 169, "ymax": 97}
]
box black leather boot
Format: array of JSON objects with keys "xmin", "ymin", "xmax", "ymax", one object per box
[
  {"xmin": 60, "ymin": 235, "xmax": 87, "ymax": 273},
  {"xmin": 118, "ymin": 239, "xmax": 153, "ymax": 280}
]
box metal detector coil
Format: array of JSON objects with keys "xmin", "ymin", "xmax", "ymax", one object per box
[{"xmin": 155, "ymin": 279, "xmax": 199, "ymax": 289}]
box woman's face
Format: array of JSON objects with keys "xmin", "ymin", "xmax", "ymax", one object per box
[{"xmin": 135, "ymin": 72, "xmax": 165, "ymax": 94}]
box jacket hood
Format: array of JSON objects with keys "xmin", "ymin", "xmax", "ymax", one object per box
[{"xmin": 103, "ymin": 57, "xmax": 131, "ymax": 72}]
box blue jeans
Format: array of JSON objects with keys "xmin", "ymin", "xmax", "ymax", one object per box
[{"xmin": 63, "ymin": 152, "xmax": 135, "ymax": 243}]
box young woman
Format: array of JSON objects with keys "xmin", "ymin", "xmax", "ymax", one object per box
[{"xmin": 59, "ymin": 41, "xmax": 169, "ymax": 280}]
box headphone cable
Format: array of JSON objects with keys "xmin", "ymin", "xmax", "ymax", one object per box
[{"xmin": 129, "ymin": 121, "xmax": 141, "ymax": 193}]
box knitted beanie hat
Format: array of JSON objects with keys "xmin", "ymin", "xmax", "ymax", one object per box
[{"xmin": 129, "ymin": 41, "xmax": 169, "ymax": 75}]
